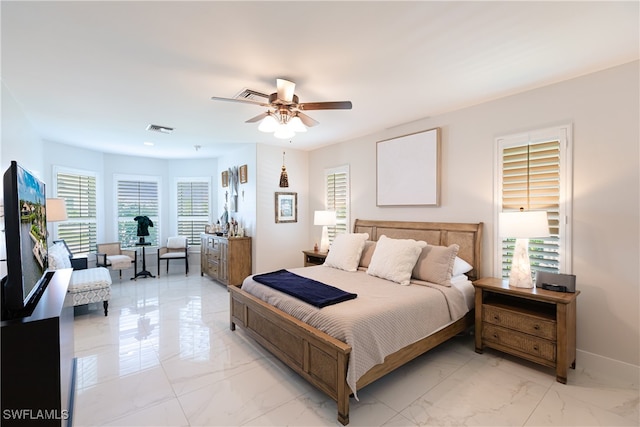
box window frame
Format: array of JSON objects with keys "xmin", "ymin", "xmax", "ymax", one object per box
[
  {"xmin": 494, "ymin": 124, "xmax": 573, "ymax": 278},
  {"xmin": 52, "ymin": 165, "xmax": 98, "ymax": 254},
  {"xmin": 324, "ymin": 164, "xmax": 350, "ymax": 241},
  {"xmin": 174, "ymin": 177, "xmax": 211, "ymax": 246},
  {"xmin": 114, "ymin": 174, "xmax": 161, "ymax": 247}
]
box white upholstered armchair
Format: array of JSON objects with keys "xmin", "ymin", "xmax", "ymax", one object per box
[
  {"xmin": 96, "ymin": 242, "xmax": 136, "ymax": 278},
  {"xmin": 157, "ymin": 236, "xmax": 189, "ymax": 276}
]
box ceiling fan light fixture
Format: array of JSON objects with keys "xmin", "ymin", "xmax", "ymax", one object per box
[
  {"xmin": 274, "ymin": 123, "xmax": 295, "ymax": 139},
  {"xmin": 289, "ymin": 115, "xmax": 307, "ymax": 132},
  {"xmin": 258, "ymin": 112, "xmax": 278, "ymax": 132}
]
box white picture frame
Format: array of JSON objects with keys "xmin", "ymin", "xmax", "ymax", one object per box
[{"xmin": 376, "ymin": 127, "xmax": 440, "ymax": 206}]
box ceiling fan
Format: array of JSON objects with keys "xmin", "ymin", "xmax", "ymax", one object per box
[{"xmin": 211, "ymin": 78, "xmax": 352, "ymax": 139}]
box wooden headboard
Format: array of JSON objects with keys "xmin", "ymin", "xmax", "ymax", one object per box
[{"xmin": 353, "ymin": 219, "xmax": 483, "ymax": 281}]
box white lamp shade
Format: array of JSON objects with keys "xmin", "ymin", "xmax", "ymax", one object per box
[
  {"xmin": 314, "ymin": 210, "xmax": 337, "ymax": 226},
  {"xmin": 274, "ymin": 123, "xmax": 295, "ymax": 139},
  {"xmin": 258, "ymin": 113, "xmax": 278, "ymax": 132},
  {"xmin": 289, "ymin": 115, "xmax": 307, "ymax": 132},
  {"xmin": 46, "ymin": 198, "xmax": 68, "ymax": 222},
  {"xmin": 499, "ymin": 210, "xmax": 549, "ymax": 238}
]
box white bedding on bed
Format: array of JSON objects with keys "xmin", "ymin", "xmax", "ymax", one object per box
[{"xmin": 240, "ymin": 265, "xmax": 470, "ymax": 397}]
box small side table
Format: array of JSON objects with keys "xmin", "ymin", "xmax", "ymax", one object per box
[
  {"xmin": 133, "ymin": 243, "xmax": 154, "ymax": 279},
  {"xmin": 302, "ymin": 249, "xmax": 328, "ymax": 267}
]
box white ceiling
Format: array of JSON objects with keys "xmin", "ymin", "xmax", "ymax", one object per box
[{"xmin": 2, "ymin": 1, "xmax": 638, "ymax": 159}]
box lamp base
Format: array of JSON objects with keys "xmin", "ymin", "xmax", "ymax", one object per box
[
  {"xmin": 508, "ymin": 238, "xmax": 534, "ymax": 288},
  {"xmin": 319, "ymin": 226, "xmax": 330, "ymax": 252}
]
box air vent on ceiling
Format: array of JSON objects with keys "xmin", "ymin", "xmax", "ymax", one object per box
[
  {"xmin": 234, "ymin": 88, "xmax": 269, "ymax": 102},
  {"xmin": 146, "ymin": 124, "xmax": 174, "ymax": 134}
]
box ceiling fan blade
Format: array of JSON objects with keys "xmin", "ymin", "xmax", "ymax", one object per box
[
  {"xmin": 276, "ymin": 79, "xmax": 296, "ymax": 102},
  {"xmin": 210, "ymin": 96, "xmax": 269, "ymax": 107},
  {"xmin": 298, "ymin": 101, "xmax": 352, "ymax": 110},
  {"xmin": 245, "ymin": 112, "xmax": 269, "ymax": 123},
  {"xmin": 297, "ymin": 112, "xmax": 319, "ymax": 127}
]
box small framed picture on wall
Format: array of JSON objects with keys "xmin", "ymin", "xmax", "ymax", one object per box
[
  {"xmin": 221, "ymin": 170, "xmax": 229, "ymax": 187},
  {"xmin": 274, "ymin": 192, "xmax": 297, "ymax": 223},
  {"xmin": 239, "ymin": 164, "xmax": 248, "ymax": 184}
]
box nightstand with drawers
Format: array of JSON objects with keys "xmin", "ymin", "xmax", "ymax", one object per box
[{"xmin": 473, "ymin": 277, "xmax": 579, "ymax": 384}]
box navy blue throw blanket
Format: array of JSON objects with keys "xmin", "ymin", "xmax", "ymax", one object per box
[{"xmin": 252, "ymin": 269, "xmax": 357, "ymax": 308}]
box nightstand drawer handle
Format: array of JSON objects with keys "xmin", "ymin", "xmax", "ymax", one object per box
[
  {"xmin": 493, "ymin": 315, "xmax": 500, "ymax": 321},
  {"xmin": 533, "ymin": 324, "xmax": 540, "ymax": 330},
  {"xmin": 493, "ymin": 333, "xmax": 499, "ymax": 339},
  {"xmin": 533, "ymin": 345, "xmax": 539, "ymax": 351}
]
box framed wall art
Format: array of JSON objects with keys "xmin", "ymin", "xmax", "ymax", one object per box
[
  {"xmin": 239, "ymin": 164, "xmax": 248, "ymax": 184},
  {"xmin": 376, "ymin": 127, "xmax": 441, "ymax": 206},
  {"xmin": 274, "ymin": 192, "xmax": 297, "ymax": 223},
  {"xmin": 221, "ymin": 170, "xmax": 228, "ymax": 187}
]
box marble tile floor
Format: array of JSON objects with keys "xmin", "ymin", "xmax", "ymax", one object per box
[{"xmin": 72, "ymin": 269, "xmax": 639, "ymax": 426}]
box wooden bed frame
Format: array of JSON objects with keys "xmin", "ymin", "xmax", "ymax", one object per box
[{"xmin": 229, "ymin": 219, "xmax": 483, "ymax": 425}]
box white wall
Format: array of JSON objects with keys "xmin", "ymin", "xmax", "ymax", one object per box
[
  {"xmin": 255, "ymin": 144, "xmax": 309, "ymax": 273},
  {"xmin": 1, "ymin": 82, "xmax": 45, "ymax": 180},
  {"xmin": 309, "ymin": 61, "xmax": 640, "ymax": 376}
]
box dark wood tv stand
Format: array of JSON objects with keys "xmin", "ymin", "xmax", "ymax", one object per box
[{"xmin": 1, "ymin": 269, "xmax": 75, "ymax": 426}]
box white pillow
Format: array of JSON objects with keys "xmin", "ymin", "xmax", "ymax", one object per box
[
  {"xmin": 48, "ymin": 243, "xmax": 71, "ymax": 270},
  {"xmin": 323, "ymin": 233, "xmax": 369, "ymax": 272},
  {"xmin": 366, "ymin": 235, "xmax": 427, "ymax": 285},
  {"xmin": 453, "ymin": 256, "xmax": 473, "ymax": 276}
]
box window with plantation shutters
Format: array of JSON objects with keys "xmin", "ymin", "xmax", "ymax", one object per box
[
  {"xmin": 496, "ymin": 125, "xmax": 573, "ymax": 280},
  {"xmin": 53, "ymin": 167, "xmax": 97, "ymax": 254},
  {"xmin": 115, "ymin": 176, "xmax": 160, "ymax": 247},
  {"xmin": 324, "ymin": 165, "xmax": 350, "ymax": 241},
  {"xmin": 176, "ymin": 179, "xmax": 210, "ymax": 246}
]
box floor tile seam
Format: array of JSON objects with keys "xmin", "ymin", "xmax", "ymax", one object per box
[
  {"xmin": 548, "ymin": 381, "xmax": 640, "ymax": 423},
  {"xmin": 390, "ymin": 350, "xmax": 473, "ymax": 415},
  {"xmin": 163, "ymin": 355, "xmax": 274, "ymax": 399},
  {"xmin": 96, "ymin": 396, "xmax": 185, "ymax": 427},
  {"xmin": 520, "ymin": 374, "xmax": 555, "ymax": 427}
]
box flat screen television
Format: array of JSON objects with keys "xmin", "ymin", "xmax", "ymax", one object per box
[{"xmin": 1, "ymin": 161, "xmax": 52, "ymax": 320}]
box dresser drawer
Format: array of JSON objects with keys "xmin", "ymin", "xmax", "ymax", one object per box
[
  {"xmin": 483, "ymin": 324, "xmax": 556, "ymax": 363},
  {"xmin": 483, "ymin": 304, "xmax": 556, "ymax": 340}
]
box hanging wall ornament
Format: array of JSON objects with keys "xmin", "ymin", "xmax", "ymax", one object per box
[{"xmin": 279, "ymin": 151, "xmax": 289, "ymax": 188}]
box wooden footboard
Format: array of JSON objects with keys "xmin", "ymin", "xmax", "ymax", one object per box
[
  {"xmin": 230, "ymin": 284, "xmax": 474, "ymax": 425},
  {"xmin": 229, "ymin": 284, "xmax": 352, "ymax": 424}
]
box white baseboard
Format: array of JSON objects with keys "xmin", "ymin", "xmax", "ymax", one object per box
[{"xmin": 576, "ymin": 349, "xmax": 639, "ymax": 385}]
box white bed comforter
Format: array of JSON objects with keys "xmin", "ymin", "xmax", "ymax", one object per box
[{"xmin": 241, "ymin": 265, "xmax": 469, "ymax": 397}]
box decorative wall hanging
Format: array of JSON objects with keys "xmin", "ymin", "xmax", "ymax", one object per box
[
  {"xmin": 376, "ymin": 127, "xmax": 440, "ymax": 206},
  {"xmin": 221, "ymin": 170, "xmax": 229, "ymax": 188},
  {"xmin": 279, "ymin": 151, "xmax": 289, "ymax": 188},
  {"xmin": 229, "ymin": 166, "xmax": 239, "ymax": 212},
  {"xmin": 239, "ymin": 164, "xmax": 248, "ymax": 184},
  {"xmin": 275, "ymin": 192, "xmax": 297, "ymax": 223}
]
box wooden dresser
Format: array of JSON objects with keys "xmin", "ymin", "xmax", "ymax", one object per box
[
  {"xmin": 200, "ymin": 234, "xmax": 251, "ymax": 287},
  {"xmin": 473, "ymin": 277, "xmax": 579, "ymax": 383}
]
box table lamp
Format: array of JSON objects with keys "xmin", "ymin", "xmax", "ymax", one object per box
[
  {"xmin": 46, "ymin": 198, "xmax": 68, "ymax": 222},
  {"xmin": 499, "ymin": 209, "xmax": 550, "ymax": 288},
  {"xmin": 314, "ymin": 210, "xmax": 336, "ymax": 252}
]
